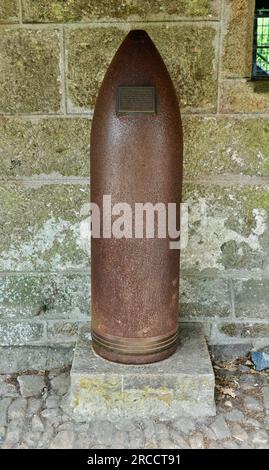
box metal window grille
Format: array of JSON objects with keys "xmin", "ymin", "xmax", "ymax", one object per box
[{"xmin": 252, "ymin": 2, "xmax": 269, "ymax": 78}]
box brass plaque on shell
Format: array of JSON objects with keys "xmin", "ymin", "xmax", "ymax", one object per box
[{"xmin": 117, "ymin": 86, "xmax": 156, "ymax": 115}]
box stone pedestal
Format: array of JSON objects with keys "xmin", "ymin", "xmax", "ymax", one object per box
[{"xmin": 68, "ymin": 324, "xmax": 216, "ymax": 420}]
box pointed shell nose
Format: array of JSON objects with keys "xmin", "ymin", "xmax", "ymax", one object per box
[{"xmin": 126, "ymin": 30, "xmax": 151, "ymax": 42}]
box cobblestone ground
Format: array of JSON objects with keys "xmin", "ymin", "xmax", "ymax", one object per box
[{"xmin": 0, "ymin": 357, "xmax": 268, "ymax": 449}]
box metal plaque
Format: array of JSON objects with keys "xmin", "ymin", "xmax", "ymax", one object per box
[{"xmin": 117, "ymin": 86, "xmax": 156, "ymax": 115}]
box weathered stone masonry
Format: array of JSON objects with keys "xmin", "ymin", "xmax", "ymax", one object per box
[{"xmin": 0, "ymin": 1, "xmax": 269, "ymax": 358}]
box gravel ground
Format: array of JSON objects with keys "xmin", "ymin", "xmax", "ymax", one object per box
[{"xmin": 0, "ymin": 357, "xmax": 268, "ymax": 449}]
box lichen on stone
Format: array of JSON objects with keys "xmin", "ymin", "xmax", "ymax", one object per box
[
  {"xmin": 0, "ymin": 117, "xmax": 90, "ymax": 179},
  {"xmin": 220, "ymin": 322, "xmax": 269, "ymax": 338},
  {"xmin": 220, "ymin": 80, "xmax": 269, "ymax": 114},
  {"xmin": 182, "ymin": 184, "xmax": 269, "ymax": 272},
  {"xmin": 0, "ymin": 184, "xmax": 90, "ymax": 271},
  {"xmin": 0, "ymin": 28, "xmax": 61, "ymax": 113},
  {"xmin": 0, "ymin": 0, "xmax": 19, "ymax": 23},
  {"xmin": 183, "ymin": 117, "xmax": 269, "ymax": 177},
  {"xmin": 67, "ymin": 24, "xmax": 218, "ymax": 112},
  {"xmin": 222, "ymin": 0, "xmax": 255, "ymax": 78},
  {"xmin": 21, "ymin": 0, "xmax": 219, "ymax": 23},
  {"xmin": 0, "ymin": 273, "xmax": 89, "ymax": 319}
]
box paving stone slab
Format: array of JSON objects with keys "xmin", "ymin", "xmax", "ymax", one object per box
[
  {"xmin": 18, "ymin": 375, "xmax": 45, "ymax": 398},
  {"xmin": 68, "ymin": 324, "xmax": 216, "ymax": 420},
  {"xmin": 262, "ymin": 386, "xmax": 269, "ymax": 411},
  {"xmin": 210, "ymin": 415, "xmax": 231, "ymax": 440},
  {"xmin": 0, "ymin": 346, "xmax": 74, "ymax": 373},
  {"xmin": 244, "ymin": 396, "xmax": 264, "ymax": 413}
]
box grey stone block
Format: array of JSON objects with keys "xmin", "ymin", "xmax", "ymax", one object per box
[
  {"xmin": 189, "ymin": 432, "xmax": 205, "ymax": 449},
  {"xmin": 262, "ymin": 386, "xmax": 269, "ymax": 411},
  {"xmin": 0, "ymin": 321, "xmax": 45, "ymax": 345},
  {"xmin": 244, "ymin": 396, "xmax": 263, "ymax": 412},
  {"xmin": 224, "ymin": 409, "xmax": 244, "ymax": 422},
  {"xmin": 68, "ymin": 324, "xmax": 216, "ymax": 420},
  {"xmin": 46, "ymin": 396, "xmax": 60, "ymax": 409},
  {"xmin": 0, "ymin": 345, "xmax": 74, "ymax": 373},
  {"xmin": 47, "ymin": 322, "xmax": 80, "ymax": 343},
  {"xmin": 50, "ymin": 372, "xmax": 70, "ymax": 396},
  {"xmin": 18, "ymin": 375, "xmax": 46, "ymax": 397},
  {"xmin": 0, "ymin": 426, "xmax": 6, "ymax": 442},
  {"xmin": 210, "ymin": 415, "xmax": 230, "ymax": 439},
  {"xmin": 180, "ymin": 276, "xmax": 231, "ymax": 318},
  {"xmin": 26, "ymin": 398, "xmax": 42, "ymax": 417},
  {"xmin": 8, "ymin": 397, "xmax": 27, "ymax": 420},
  {"xmin": 0, "ymin": 273, "xmax": 89, "ymax": 320},
  {"xmin": 49, "ymin": 430, "xmax": 75, "ymax": 449},
  {"xmin": 240, "ymin": 374, "xmax": 258, "ymax": 390},
  {"xmin": 0, "ymin": 397, "xmax": 12, "ymax": 426},
  {"xmin": 211, "ymin": 343, "xmax": 252, "ymax": 361},
  {"xmin": 230, "ymin": 423, "xmax": 249, "ymax": 443},
  {"xmin": 251, "ymin": 430, "xmax": 269, "ymax": 447},
  {"xmin": 0, "ymin": 375, "xmax": 18, "ymax": 397},
  {"xmin": 234, "ymin": 279, "xmax": 269, "ymax": 320}
]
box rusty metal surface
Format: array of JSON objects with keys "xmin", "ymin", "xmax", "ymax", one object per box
[{"xmin": 90, "ymin": 30, "xmax": 183, "ymax": 364}]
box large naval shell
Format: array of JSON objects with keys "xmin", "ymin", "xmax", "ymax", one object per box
[{"xmin": 90, "ymin": 30, "xmax": 183, "ymax": 364}]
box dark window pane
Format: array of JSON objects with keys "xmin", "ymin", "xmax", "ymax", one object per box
[{"xmin": 253, "ymin": 1, "xmax": 269, "ymax": 78}]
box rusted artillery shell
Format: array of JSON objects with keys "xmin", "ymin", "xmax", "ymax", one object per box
[{"xmin": 91, "ymin": 30, "xmax": 183, "ymax": 364}]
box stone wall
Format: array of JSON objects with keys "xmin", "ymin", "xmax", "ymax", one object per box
[{"xmin": 1, "ymin": 0, "xmax": 269, "ymax": 351}]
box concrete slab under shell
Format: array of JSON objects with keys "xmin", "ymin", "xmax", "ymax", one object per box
[{"xmin": 68, "ymin": 323, "xmax": 216, "ymax": 420}]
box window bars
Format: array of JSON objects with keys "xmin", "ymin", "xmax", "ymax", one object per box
[{"xmin": 253, "ymin": 3, "xmax": 269, "ymax": 78}]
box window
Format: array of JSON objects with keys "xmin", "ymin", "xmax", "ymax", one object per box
[{"xmin": 252, "ymin": 0, "xmax": 269, "ymax": 79}]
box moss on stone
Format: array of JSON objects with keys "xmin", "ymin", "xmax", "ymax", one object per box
[
  {"xmin": 76, "ymin": 379, "xmax": 174, "ymax": 408},
  {"xmin": 0, "ymin": 184, "xmax": 90, "ymax": 271},
  {"xmin": 222, "ymin": 0, "xmax": 254, "ymax": 78},
  {"xmin": 0, "ymin": 273, "xmax": 89, "ymax": 318},
  {"xmin": 67, "ymin": 25, "xmax": 218, "ymax": 112},
  {"xmin": 233, "ymin": 278, "xmax": 269, "ymax": 320},
  {"xmin": 183, "ymin": 117, "xmax": 269, "ymax": 177},
  {"xmin": 183, "ymin": 183, "xmax": 269, "ymax": 231},
  {"xmin": 174, "ymin": 379, "xmax": 206, "ymax": 402},
  {"xmin": 79, "ymin": 377, "xmax": 121, "ymax": 399},
  {"xmin": 0, "ymin": 321, "xmax": 45, "ymax": 345},
  {"xmin": 220, "ymin": 80, "xmax": 269, "ymax": 113},
  {"xmin": 148, "ymin": 25, "xmax": 218, "ymax": 111},
  {"xmin": 182, "ymin": 184, "xmax": 269, "ymax": 272},
  {"xmin": 0, "ymin": 117, "xmax": 90, "ymax": 178},
  {"xmin": 220, "ymin": 322, "xmax": 269, "ymax": 338},
  {"xmin": 22, "ymin": 0, "xmax": 219, "ymax": 23},
  {"xmin": 0, "ymin": 276, "xmax": 44, "ymax": 308},
  {"xmin": 0, "ymin": 28, "xmax": 61, "ymax": 113},
  {"xmin": 0, "ymin": 0, "xmax": 19, "ymax": 23},
  {"xmin": 47, "ymin": 321, "xmax": 79, "ymax": 341},
  {"xmin": 180, "ymin": 276, "xmax": 231, "ymax": 318},
  {"xmin": 220, "ymin": 323, "xmax": 238, "ymax": 337},
  {"xmin": 67, "ymin": 27, "xmax": 125, "ymax": 110}
]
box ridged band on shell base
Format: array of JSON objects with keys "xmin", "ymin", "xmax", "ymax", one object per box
[{"xmin": 91, "ymin": 329, "xmax": 178, "ymax": 364}]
